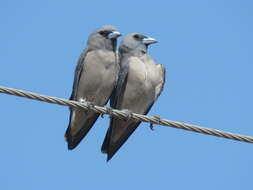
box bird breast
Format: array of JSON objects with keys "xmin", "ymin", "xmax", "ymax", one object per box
[{"xmin": 77, "ymin": 50, "xmax": 118, "ymax": 105}]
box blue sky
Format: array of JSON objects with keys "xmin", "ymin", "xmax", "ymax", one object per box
[{"xmin": 1, "ymin": 0, "xmax": 253, "ymax": 189}]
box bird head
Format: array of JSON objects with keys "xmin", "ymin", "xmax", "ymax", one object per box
[
  {"xmin": 87, "ymin": 25, "xmax": 121, "ymax": 52},
  {"xmin": 119, "ymin": 33, "xmax": 158, "ymax": 55}
]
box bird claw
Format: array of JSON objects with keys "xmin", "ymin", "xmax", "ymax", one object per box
[
  {"xmin": 122, "ymin": 109, "xmax": 133, "ymax": 121},
  {"xmin": 101, "ymin": 107, "xmax": 113, "ymax": 119},
  {"xmin": 106, "ymin": 106, "xmax": 113, "ymax": 116},
  {"xmin": 79, "ymin": 98, "xmax": 86, "ymax": 104},
  {"xmin": 86, "ymin": 102, "xmax": 95, "ymax": 109},
  {"xmin": 149, "ymin": 116, "xmax": 161, "ymax": 131},
  {"xmin": 149, "ymin": 123, "xmax": 155, "ymax": 131},
  {"xmin": 79, "ymin": 98, "xmax": 94, "ymax": 110},
  {"xmin": 82, "ymin": 101, "xmax": 94, "ymax": 114}
]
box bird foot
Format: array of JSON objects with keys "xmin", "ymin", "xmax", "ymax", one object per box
[
  {"xmin": 86, "ymin": 102, "xmax": 95, "ymax": 110},
  {"xmin": 77, "ymin": 98, "xmax": 89, "ymax": 113},
  {"xmin": 101, "ymin": 107, "xmax": 113, "ymax": 118},
  {"xmin": 107, "ymin": 106, "xmax": 113, "ymax": 117},
  {"xmin": 149, "ymin": 123, "xmax": 155, "ymax": 131},
  {"xmin": 149, "ymin": 116, "xmax": 162, "ymax": 131},
  {"xmin": 122, "ymin": 109, "xmax": 133, "ymax": 121},
  {"xmin": 80, "ymin": 100, "xmax": 94, "ymax": 114},
  {"xmin": 79, "ymin": 98, "xmax": 87, "ymax": 104}
]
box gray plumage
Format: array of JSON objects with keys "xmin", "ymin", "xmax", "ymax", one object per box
[
  {"xmin": 101, "ymin": 33, "xmax": 166, "ymax": 161},
  {"xmin": 65, "ymin": 25, "xmax": 121, "ymax": 150}
]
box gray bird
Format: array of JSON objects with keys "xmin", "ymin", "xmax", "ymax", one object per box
[
  {"xmin": 101, "ymin": 33, "xmax": 166, "ymax": 161},
  {"xmin": 65, "ymin": 25, "xmax": 121, "ymax": 150}
]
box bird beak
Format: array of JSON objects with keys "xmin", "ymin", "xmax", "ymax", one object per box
[
  {"xmin": 108, "ymin": 31, "xmax": 121, "ymax": 39},
  {"xmin": 142, "ymin": 37, "xmax": 158, "ymax": 45}
]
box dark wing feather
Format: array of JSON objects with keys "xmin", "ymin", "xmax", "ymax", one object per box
[
  {"xmin": 65, "ymin": 48, "xmax": 95, "ymax": 149},
  {"xmin": 110, "ymin": 62, "xmax": 129, "ymax": 108},
  {"xmin": 105, "ymin": 65, "xmax": 166, "ymax": 161},
  {"xmin": 101, "ymin": 61, "xmax": 129, "ymax": 153},
  {"xmin": 69, "ymin": 48, "xmax": 88, "ymax": 100},
  {"xmin": 65, "ymin": 112, "xmax": 100, "ymax": 149},
  {"xmin": 106, "ymin": 120, "xmax": 141, "ymax": 161}
]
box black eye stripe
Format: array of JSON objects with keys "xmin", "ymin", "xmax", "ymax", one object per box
[
  {"xmin": 133, "ymin": 34, "xmax": 145, "ymax": 40},
  {"xmin": 133, "ymin": 34, "xmax": 139, "ymax": 39},
  {"xmin": 99, "ymin": 31, "xmax": 110, "ymax": 36},
  {"xmin": 99, "ymin": 31, "xmax": 105, "ymax": 35}
]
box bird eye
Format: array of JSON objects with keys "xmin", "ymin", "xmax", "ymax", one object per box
[
  {"xmin": 99, "ymin": 31, "xmax": 108, "ymax": 36},
  {"xmin": 133, "ymin": 34, "xmax": 140, "ymax": 39},
  {"xmin": 99, "ymin": 30, "xmax": 111, "ymax": 36}
]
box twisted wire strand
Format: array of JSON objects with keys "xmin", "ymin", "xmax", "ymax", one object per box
[{"xmin": 1, "ymin": 85, "xmax": 253, "ymax": 144}]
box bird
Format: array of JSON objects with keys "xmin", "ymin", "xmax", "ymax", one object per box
[
  {"xmin": 65, "ymin": 25, "xmax": 121, "ymax": 150},
  {"xmin": 101, "ymin": 33, "xmax": 166, "ymax": 161}
]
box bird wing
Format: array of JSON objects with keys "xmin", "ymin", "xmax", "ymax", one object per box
[
  {"xmin": 69, "ymin": 48, "xmax": 88, "ymax": 101},
  {"xmin": 101, "ymin": 57, "xmax": 129, "ymax": 153},
  {"xmin": 102, "ymin": 56, "xmax": 165, "ymax": 161},
  {"xmin": 65, "ymin": 49, "xmax": 100, "ymax": 150},
  {"xmin": 66, "ymin": 50, "xmax": 117, "ymax": 149},
  {"xmin": 143, "ymin": 56, "xmax": 166, "ymax": 115}
]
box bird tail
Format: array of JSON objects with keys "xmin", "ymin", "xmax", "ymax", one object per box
[{"xmin": 65, "ymin": 109, "xmax": 100, "ymax": 150}]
